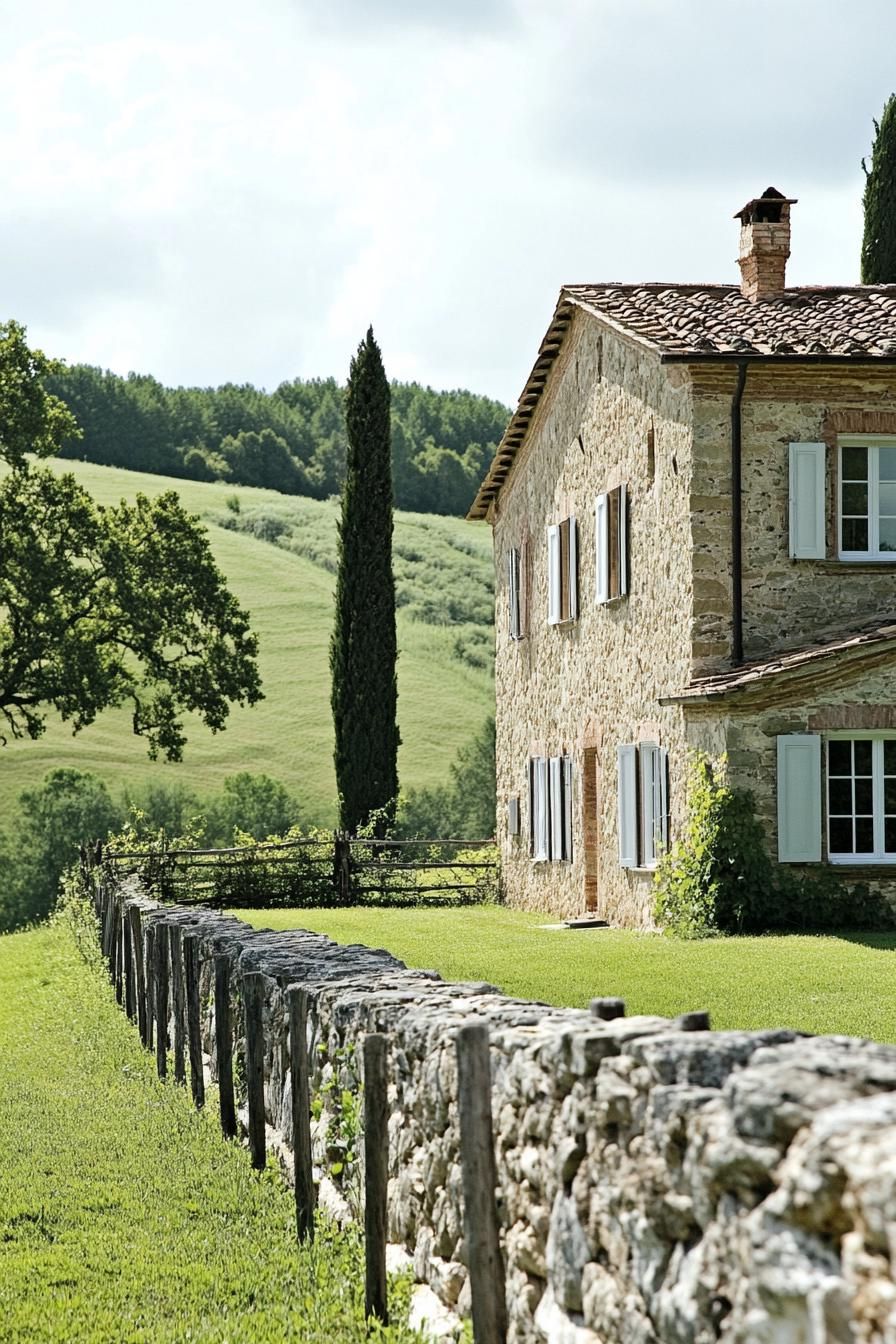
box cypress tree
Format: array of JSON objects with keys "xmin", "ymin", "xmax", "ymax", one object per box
[
  {"xmin": 330, "ymin": 327, "xmax": 399, "ymax": 835},
  {"xmin": 861, "ymin": 94, "xmax": 896, "ymax": 282}
]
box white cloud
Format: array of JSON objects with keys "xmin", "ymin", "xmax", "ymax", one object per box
[{"xmin": 0, "ymin": 0, "xmax": 892, "ymax": 403}]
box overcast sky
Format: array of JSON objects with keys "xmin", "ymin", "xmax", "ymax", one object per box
[{"xmin": 2, "ymin": 0, "xmax": 895, "ymax": 407}]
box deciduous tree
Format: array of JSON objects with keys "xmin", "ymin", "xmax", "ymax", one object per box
[{"xmin": 0, "ymin": 320, "xmax": 263, "ymax": 758}]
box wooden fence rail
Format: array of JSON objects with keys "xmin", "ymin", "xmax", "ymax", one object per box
[{"xmin": 99, "ymin": 830, "xmax": 498, "ymax": 910}]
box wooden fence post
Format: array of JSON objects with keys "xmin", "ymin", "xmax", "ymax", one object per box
[
  {"xmin": 456, "ymin": 1021, "xmax": 507, "ymax": 1344},
  {"xmin": 169, "ymin": 924, "xmax": 186, "ymax": 1086},
  {"xmin": 123, "ymin": 908, "xmax": 135, "ymax": 1020},
  {"xmin": 155, "ymin": 921, "xmax": 169, "ymax": 1080},
  {"xmin": 363, "ymin": 1033, "xmax": 389, "ymax": 1324},
  {"xmin": 214, "ymin": 955, "xmax": 237, "ymax": 1139},
  {"xmin": 183, "ymin": 933, "xmax": 205, "ymax": 1110},
  {"xmin": 101, "ymin": 885, "xmax": 114, "ymax": 965},
  {"xmin": 128, "ymin": 904, "xmax": 148, "ymax": 1046},
  {"xmin": 287, "ymin": 986, "xmax": 315, "ymax": 1242},
  {"xmin": 145, "ymin": 923, "xmax": 156, "ymax": 1052},
  {"xmin": 242, "ymin": 971, "xmax": 267, "ymax": 1170},
  {"xmin": 333, "ymin": 831, "xmax": 352, "ymax": 904},
  {"xmin": 111, "ymin": 899, "xmax": 123, "ymax": 1003}
]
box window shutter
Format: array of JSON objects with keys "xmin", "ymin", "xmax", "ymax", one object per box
[
  {"xmin": 789, "ymin": 443, "xmax": 826, "ymax": 559},
  {"xmin": 618, "ymin": 484, "xmax": 628, "ymax": 596},
  {"xmin": 507, "ymin": 796, "xmax": 520, "ymax": 837},
  {"xmin": 658, "ymin": 747, "xmax": 669, "ymax": 850},
  {"xmin": 567, "ymin": 517, "xmax": 578, "ymax": 620},
  {"xmin": 617, "ymin": 744, "xmax": 637, "ymax": 868},
  {"xmin": 547, "ymin": 526, "xmax": 561, "ymax": 624},
  {"xmin": 531, "ymin": 757, "xmax": 549, "ymax": 860},
  {"xmin": 563, "ymin": 756, "xmax": 574, "ymax": 861},
  {"xmin": 520, "ymin": 536, "xmax": 529, "ymax": 638},
  {"xmin": 528, "ymin": 759, "xmax": 535, "ymax": 856},
  {"xmin": 595, "ymin": 494, "xmax": 609, "ymax": 604},
  {"xmin": 640, "ymin": 743, "xmax": 656, "ymax": 867},
  {"xmin": 777, "ymin": 734, "xmax": 822, "ymax": 861},
  {"xmin": 549, "ymin": 756, "xmax": 563, "ymax": 860},
  {"xmin": 507, "ymin": 549, "xmax": 520, "ymax": 640}
]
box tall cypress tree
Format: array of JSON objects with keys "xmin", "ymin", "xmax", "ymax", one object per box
[
  {"xmin": 861, "ymin": 95, "xmax": 896, "ymax": 282},
  {"xmin": 330, "ymin": 327, "xmax": 399, "ymax": 835}
]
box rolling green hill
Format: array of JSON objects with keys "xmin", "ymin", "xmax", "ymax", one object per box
[{"xmin": 0, "ymin": 460, "xmax": 495, "ymax": 826}]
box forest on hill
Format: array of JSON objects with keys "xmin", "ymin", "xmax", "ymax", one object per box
[{"xmin": 47, "ymin": 366, "xmax": 510, "ymax": 517}]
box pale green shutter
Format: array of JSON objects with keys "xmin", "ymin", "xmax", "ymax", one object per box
[
  {"xmin": 789, "ymin": 443, "xmax": 826, "ymax": 559},
  {"xmin": 617, "ymin": 744, "xmax": 637, "ymax": 867},
  {"xmin": 777, "ymin": 734, "xmax": 822, "ymax": 861},
  {"xmin": 568, "ymin": 518, "xmax": 578, "ymax": 620},
  {"xmin": 595, "ymin": 495, "xmax": 609, "ymax": 603},
  {"xmin": 547, "ymin": 526, "xmax": 561, "ymax": 624}
]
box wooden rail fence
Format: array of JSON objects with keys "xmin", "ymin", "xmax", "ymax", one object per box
[{"xmin": 98, "ymin": 832, "xmax": 498, "ymax": 909}]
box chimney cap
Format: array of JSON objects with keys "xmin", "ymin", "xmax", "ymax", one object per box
[{"xmin": 734, "ymin": 186, "xmax": 798, "ymax": 224}]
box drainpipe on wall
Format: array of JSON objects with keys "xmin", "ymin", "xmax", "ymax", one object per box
[{"xmin": 730, "ymin": 360, "xmax": 748, "ymax": 666}]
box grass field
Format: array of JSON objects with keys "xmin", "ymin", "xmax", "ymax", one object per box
[
  {"xmin": 0, "ymin": 924, "xmax": 419, "ymax": 1343},
  {"xmin": 235, "ymin": 906, "xmax": 896, "ymax": 1043},
  {"xmin": 0, "ymin": 460, "xmax": 494, "ymax": 825}
]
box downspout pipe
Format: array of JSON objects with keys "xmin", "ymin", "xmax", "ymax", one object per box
[{"xmin": 730, "ymin": 360, "xmax": 748, "ymax": 666}]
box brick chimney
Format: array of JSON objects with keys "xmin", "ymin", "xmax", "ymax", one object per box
[{"xmin": 734, "ymin": 187, "xmax": 798, "ymax": 301}]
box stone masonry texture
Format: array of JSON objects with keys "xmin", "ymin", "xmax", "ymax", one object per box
[
  {"xmin": 490, "ymin": 307, "xmax": 896, "ymax": 925},
  {"xmin": 116, "ymin": 883, "xmax": 896, "ymax": 1344}
]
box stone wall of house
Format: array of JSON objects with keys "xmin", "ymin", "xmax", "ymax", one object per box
[
  {"xmin": 690, "ymin": 364, "xmax": 896, "ymax": 675},
  {"xmin": 686, "ymin": 661, "xmax": 896, "ymax": 905},
  {"xmin": 490, "ymin": 312, "xmax": 695, "ymax": 926},
  {"xmin": 116, "ymin": 889, "xmax": 896, "ymax": 1344}
]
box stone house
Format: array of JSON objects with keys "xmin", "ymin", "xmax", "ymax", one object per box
[{"xmin": 470, "ymin": 189, "xmax": 896, "ymax": 925}]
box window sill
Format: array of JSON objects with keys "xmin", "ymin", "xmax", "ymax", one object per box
[
  {"xmin": 814, "ymin": 559, "xmax": 896, "ymax": 571},
  {"xmin": 829, "ymin": 856, "xmax": 896, "ymax": 867}
]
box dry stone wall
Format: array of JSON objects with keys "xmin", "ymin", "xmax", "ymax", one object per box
[{"xmin": 119, "ymin": 886, "xmax": 896, "ymax": 1344}]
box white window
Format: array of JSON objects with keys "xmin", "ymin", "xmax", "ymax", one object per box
[
  {"xmin": 595, "ymin": 485, "xmax": 628, "ymax": 604},
  {"xmin": 617, "ymin": 741, "xmax": 668, "ymax": 868},
  {"xmin": 827, "ymin": 737, "xmax": 896, "ymax": 863},
  {"xmin": 507, "ymin": 547, "xmax": 522, "ymax": 640},
  {"xmin": 839, "ymin": 441, "xmax": 896, "ymax": 560},
  {"xmin": 547, "ymin": 518, "xmax": 578, "ymax": 624},
  {"xmin": 529, "ymin": 754, "xmax": 573, "ymax": 861}
]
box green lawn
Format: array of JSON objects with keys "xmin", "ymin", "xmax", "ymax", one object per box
[
  {"xmin": 0, "ymin": 924, "xmax": 418, "ymax": 1343},
  {"xmin": 0, "ymin": 459, "xmax": 494, "ymax": 825},
  {"xmin": 234, "ymin": 906, "xmax": 896, "ymax": 1043}
]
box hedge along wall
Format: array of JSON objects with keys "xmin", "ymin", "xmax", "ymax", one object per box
[{"xmin": 98, "ymin": 876, "xmax": 896, "ymax": 1344}]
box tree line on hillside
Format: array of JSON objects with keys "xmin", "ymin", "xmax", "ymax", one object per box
[{"xmin": 46, "ymin": 366, "xmax": 510, "ymax": 517}]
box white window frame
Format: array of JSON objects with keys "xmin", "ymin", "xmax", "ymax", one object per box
[
  {"xmin": 826, "ymin": 732, "xmax": 896, "ymax": 865},
  {"xmin": 838, "ymin": 437, "xmax": 896, "ymax": 562},
  {"xmin": 508, "ymin": 547, "xmax": 522, "ymax": 640},
  {"xmin": 595, "ymin": 485, "xmax": 628, "ymax": 605},
  {"xmin": 547, "ymin": 519, "xmax": 578, "ymax": 625},
  {"xmin": 529, "ymin": 754, "xmax": 573, "ymax": 862}
]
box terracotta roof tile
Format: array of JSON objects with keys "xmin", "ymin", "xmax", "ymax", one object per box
[
  {"xmin": 662, "ymin": 621, "xmax": 896, "ymax": 705},
  {"xmin": 562, "ymin": 283, "xmax": 896, "ymax": 359},
  {"xmin": 468, "ymin": 282, "xmax": 896, "ymax": 520}
]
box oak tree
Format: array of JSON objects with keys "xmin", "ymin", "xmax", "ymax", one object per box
[{"xmin": 0, "ymin": 320, "xmax": 262, "ymax": 758}]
